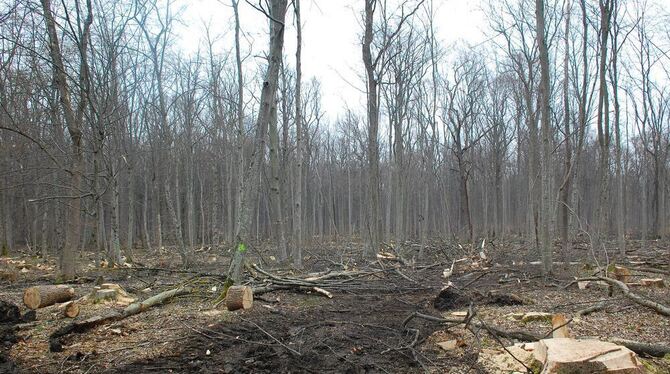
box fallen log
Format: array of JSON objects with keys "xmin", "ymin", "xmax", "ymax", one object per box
[
  {"xmin": 608, "ymin": 338, "xmax": 670, "ymax": 358},
  {"xmin": 59, "ymin": 301, "xmax": 79, "ymax": 318},
  {"xmin": 49, "ymin": 286, "xmax": 189, "ymax": 352},
  {"xmin": 23, "ymin": 285, "xmax": 75, "ymax": 309},
  {"xmin": 226, "ymin": 285, "xmax": 253, "ymax": 311}
]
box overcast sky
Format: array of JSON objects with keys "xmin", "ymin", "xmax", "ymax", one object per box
[{"xmin": 175, "ymin": 0, "xmax": 487, "ymax": 121}]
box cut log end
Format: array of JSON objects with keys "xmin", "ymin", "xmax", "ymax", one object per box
[
  {"xmin": 23, "ymin": 285, "xmax": 75, "ymax": 310},
  {"xmin": 23, "ymin": 288, "xmax": 41, "ymax": 310},
  {"xmin": 226, "ymin": 286, "xmax": 253, "ymax": 311},
  {"xmin": 60, "ymin": 301, "xmax": 80, "ymax": 318}
]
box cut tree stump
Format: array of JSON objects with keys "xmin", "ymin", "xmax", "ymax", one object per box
[
  {"xmin": 226, "ymin": 286, "xmax": 253, "ymax": 311},
  {"xmin": 551, "ymin": 314, "xmax": 571, "ymax": 338},
  {"xmin": 480, "ymin": 339, "xmax": 644, "ymax": 373},
  {"xmin": 23, "ymin": 285, "xmax": 75, "ymax": 309},
  {"xmin": 59, "ymin": 301, "xmax": 79, "ymax": 318},
  {"xmin": 95, "ymin": 289, "xmax": 117, "ymax": 302},
  {"xmin": 613, "ymin": 266, "xmax": 631, "ymax": 283},
  {"xmin": 535, "ymin": 338, "xmax": 644, "ymax": 373}
]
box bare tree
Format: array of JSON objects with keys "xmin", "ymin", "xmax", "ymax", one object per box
[
  {"xmin": 535, "ymin": 0, "xmax": 553, "ymax": 275},
  {"xmin": 40, "ymin": 0, "xmax": 93, "ymax": 278},
  {"xmin": 228, "ymin": 0, "xmax": 288, "ymax": 283}
]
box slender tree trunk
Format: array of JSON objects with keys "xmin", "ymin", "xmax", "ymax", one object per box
[
  {"xmin": 166, "ymin": 180, "xmax": 188, "ymax": 267},
  {"xmin": 154, "ymin": 175, "xmax": 162, "ymax": 251},
  {"xmin": 109, "ymin": 163, "xmax": 122, "ymax": 265},
  {"xmin": 126, "ymin": 164, "xmax": 135, "ymax": 260},
  {"xmin": 362, "ymin": 0, "xmax": 381, "ymax": 259},
  {"xmin": 142, "ymin": 172, "xmax": 151, "ymax": 250},
  {"xmin": 186, "ymin": 149, "xmax": 195, "ymax": 249},
  {"xmin": 610, "ymin": 11, "xmax": 625, "ymax": 257},
  {"xmin": 229, "ymin": 0, "xmax": 288, "ymax": 283},
  {"xmin": 536, "ymin": 0, "xmax": 553, "ymax": 275},
  {"xmin": 558, "ymin": 0, "xmax": 573, "ymax": 257},
  {"xmin": 268, "ymin": 97, "xmax": 289, "ymax": 261},
  {"xmin": 596, "ymin": 0, "xmax": 612, "ymax": 239}
]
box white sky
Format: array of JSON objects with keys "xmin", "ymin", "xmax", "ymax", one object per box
[{"xmin": 175, "ymin": 0, "xmax": 487, "ymax": 120}]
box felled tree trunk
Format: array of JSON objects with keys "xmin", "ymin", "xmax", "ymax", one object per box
[
  {"xmin": 226, "ymin": 286, "xmax": 253, "ymax": 311},
  {"xmin": 50, "ymin": 286, "xmax": 189, "ymax": 352},
  {"xmin": 23, "ymin": 286, "xmax": 75, "ymax": 309},
  {"xmin": 59, "ymin": 301, "xmax": 79, "ymax": 318}
]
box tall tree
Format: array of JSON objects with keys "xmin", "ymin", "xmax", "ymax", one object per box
[
  {"xmin": 228, "ymin": 0, "xmax": 288, "ymax": 283},
  {"xmin": 294, "ymin": 0, "xmax": 304, "ymax": 267},
  {"xmin": 40, "ymin": 0, "xmax": 93, "ymax": 278},
  {"xmin": 535, "ymin": 0, "xmax": 553, "ymax": 275}
]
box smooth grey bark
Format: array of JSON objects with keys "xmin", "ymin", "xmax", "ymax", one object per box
[
  {"xmin": 165, "ymin": 179, "xmax": 188, "ymax": 267},
  {"xmin": 142, "ymin": 171, "xmax": 151, "ymax": 251},
  {"xmin": 609, "ymin": 0, "xmax": 625, "ymax": 257},
  {"xmin": 536, "ymin": 0, "xmax": 553, "ymax": 275},
  {"xmin": 596, "ymin": 0, "xmax": 612, "ymax": 237},
  {"xmin": 109, "ymin": 162, "xmax": 122, "ymax": 265},
  {"xmin": 557, "ymin": 0, "xmax": 573, "ymax": 258},
  {"xmin": 268, "ymin": 92, "xmax": 289, "ymax": 261},
  {"xmin": 294, "ymin": 0, "xmax": 304, "ymax": 268},
  {"xmin": 362, "ymin": 0, "xmax": 382, "ymax": 258}
]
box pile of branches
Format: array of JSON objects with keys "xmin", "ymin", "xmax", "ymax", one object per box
[{"xmin": 249, "ymin": 264, "xmax": 428, "ymax": 297}]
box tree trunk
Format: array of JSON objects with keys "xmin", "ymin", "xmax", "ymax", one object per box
[
  {"xmin": 268, "ymin": 97, "xmax": 289, "ymax": 261},
  {"xmin": 142, "ymin": 172, "xmax": 151, "ymax": 250},
  {"xmin": 109, "ymin": 163, "xmax": 122, "ymax": 265},
  {"xmin": 362, "ymin": 0, "xmax": 381, "ymax": 259},
  {"xmin": 229, "ymin": 0, "xmax": 288, "ymax": 283},
  {"xmin": 558, "ymin": 0, "xmax": 573, "ymax": 258},
  {"xmin": 293, "ymin": 0, "xmax": 304, "ymax": 268},
  {"xmin": 40, "ymin": 0, "xmax": 92, "ymax": 279},
  {"xmin": 536, "ymin": 0, "xmax": 553, "ymax": 275},
  {"xmin": 166, "ymin": 181, "xmax": 188, "ymax": 267}
]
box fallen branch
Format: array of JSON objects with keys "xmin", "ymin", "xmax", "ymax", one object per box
[
  {"xmin": 403, "ymin": 311, "xmax": 542, "ymax": 342},
  {"xmin": 572, "ymin": 276, "xmax": 670, "ymax": 316},
  {"xmin": 596, "ymin": 276, "xmax": 670, "ymax": 316},
  {"xmin": 576, "ymin": 301, "xmax": 607, "ymax": 316}
]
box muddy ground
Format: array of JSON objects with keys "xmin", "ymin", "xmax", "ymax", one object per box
[{"xmin": 1, "ymin": 238, "xmax": 669, "ymax": 373}]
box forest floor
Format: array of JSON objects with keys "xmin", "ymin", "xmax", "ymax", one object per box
[{"xmin": 1, "ymin": 237, "xmax": 669, "ymax": 373}]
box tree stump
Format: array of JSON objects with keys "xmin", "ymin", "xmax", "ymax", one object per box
[
  {"xmin": 226, "ymin": 286, "xmax": 253, "ymax": 311},
  {"xmin": 23, "ymin": 285, "xmax": 75, "ymax": 309},
  {"xmin": 535, "ymin": 338, "xmax": 644, "ymax": 373}
]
